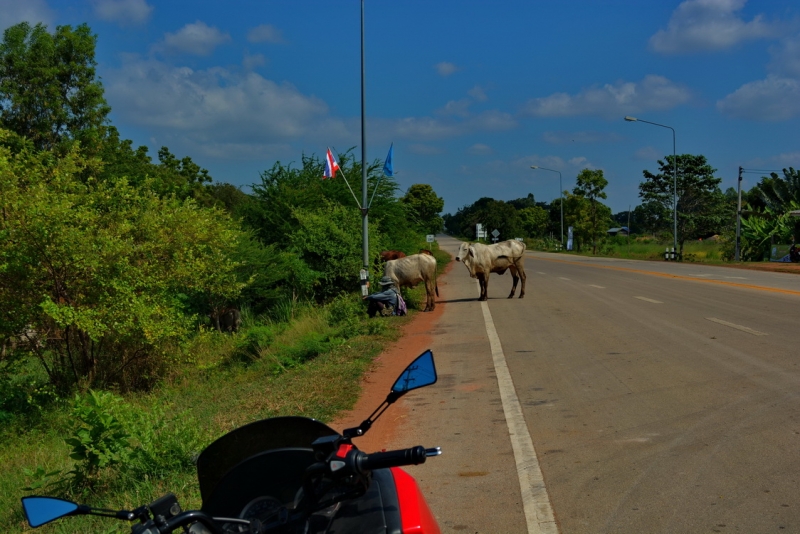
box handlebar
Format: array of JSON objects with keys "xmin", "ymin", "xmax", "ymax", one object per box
[{"xmin": 354, "ymin": 445, "xmax": 441, "ymax": 473}]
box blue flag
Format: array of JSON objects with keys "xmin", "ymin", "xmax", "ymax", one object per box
[{"xmin": 383, "ymin": 143, "xmax": 394, "ymax": 177}]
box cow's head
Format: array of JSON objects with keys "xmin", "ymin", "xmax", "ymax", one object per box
[{"xmin": 455, "ymin": 242, "xmax": 470, "ymax": 262}]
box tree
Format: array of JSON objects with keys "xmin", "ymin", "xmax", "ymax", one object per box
[
  {"xmin": 518, "ymin": 206, "xmax": 549, "ymax": 237},
  {"xmin": 639, "ymin": 154, "xmax": 728, "ymax": 255},
  {"xmin": 0, "ymin": 22, "xmax": 110, "ymax": 154},
  {"xmin": 0, "ymin": 132, "xmax": 243, "ymax": 393},
  {"xmin": 401, "ymin": 184, "xmax": 444, "ymax": 235},
  {"xmin": 632, "ymin": 201, "xmax": 670, "ymax": 237},
  {"xmin": 573, "ymin": 169, "xmax": 609, "ymax": 254}
]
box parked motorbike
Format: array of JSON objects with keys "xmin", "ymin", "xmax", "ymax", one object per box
[{"xmin": 22, "ymin": 349, "xmax": 442, "ymax": 533}]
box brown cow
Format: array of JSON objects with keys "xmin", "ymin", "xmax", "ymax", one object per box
[{"xmin": 379, "ymin": 250, "xmax": 407, "ymax": 262}]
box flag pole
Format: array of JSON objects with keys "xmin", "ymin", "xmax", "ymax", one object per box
[
  {"xmin": 330, "ymin": 147, "xmax": 363, "ymax": 209},
  {"xmin": 368, "ymin": 143, "xmax": 392, "ymax": 209}
]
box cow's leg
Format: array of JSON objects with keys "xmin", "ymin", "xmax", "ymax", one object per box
[
  {"xmin": 508, "ymin": 266, "xmax": 519, "ymax": 298},
  {"xmin": 424, "ymin": 277, "xmax": 436, "ymax": 311},
  {"xmin": 517, "ymin": 261, "xmax": 526, "ymax": 299},
  {"xmin": 478, "ymin": 272, "xmax": 488, "ymax": 301}
]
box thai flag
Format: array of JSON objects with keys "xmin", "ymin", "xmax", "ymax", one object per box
[{"xmin": 323, "ymin": 148, "xmax": 340, "ymax": 179}]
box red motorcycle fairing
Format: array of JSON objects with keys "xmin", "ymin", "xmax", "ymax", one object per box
[{"xmin": 390, "ymin": 467, "xmax": 440, "ymax": 534}]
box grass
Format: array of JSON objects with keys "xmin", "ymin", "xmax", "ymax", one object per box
[
  {"xmin": 529, "ymin": 235, "xmax": 729, "ymax": 263},
  {"xmin": 2, "ymin": 246, "xmax": 450, "ymax": 533}
]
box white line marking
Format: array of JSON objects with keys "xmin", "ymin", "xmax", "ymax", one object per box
[
  {"xmin": 537, "ymin": 272, "xmax": 547, "ymax": 275},
  {"xmin": 481, "ymin": 302, "xmax": 557, "ymax": 534},
  {"xmin": 634, "ymin": 296, "xmax": 663, "ymax": 303},
  {"xmin": 558, "ymin": 277, "xmax": 571, "ymax": 281},
  {"xmin": 706, "ymin": 317, "xmax": 768, "ymax": 336},
  {"xmin": 589, "ymin": 284, "xmax": 605, "ymax": 289},
  {"xmin": 692, "ymin": 274, "xmax": 712, "ymax": 277},
  {"xmin": 724, "ymin": 276, "xmax": 747, "ymax": 279}
]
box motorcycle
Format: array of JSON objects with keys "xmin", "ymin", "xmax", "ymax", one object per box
[{"xmin": 22, "ymin": 349, "xmax": 442, "ymax": 534}]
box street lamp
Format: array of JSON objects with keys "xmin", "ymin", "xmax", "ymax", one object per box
[
  {"xmin": 625, "ymin": 116, "xmax": 678, "ymax": 259},
  {"xmin": 530, "ymin": 166, "xmax": 563, "ymax": 246}
]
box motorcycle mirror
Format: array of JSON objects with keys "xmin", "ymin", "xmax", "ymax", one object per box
[
  {"xmin": 389, "ymin": 349, "xmax": 437, "ymax": 400},
  {"xmin": 343, "ymin": 350, "xmax": 437, "ymax": 439},
  {"xmin": 21, "ymin": 496, "xmax": 81, "ymax": 528}
]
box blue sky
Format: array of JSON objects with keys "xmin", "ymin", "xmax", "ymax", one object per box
[{"xmin": 2, "ymin": 0, "xmax": 799, "ymax": 214}]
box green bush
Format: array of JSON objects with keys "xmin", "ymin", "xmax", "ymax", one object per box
[{"xmin": 233, "ymin": 325, "xmax": 279, "ymax": 362}]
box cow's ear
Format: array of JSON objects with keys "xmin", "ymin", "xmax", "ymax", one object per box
[{"xmin": 468, "ymin": 246, "xmax": 475, "ymax": 258}]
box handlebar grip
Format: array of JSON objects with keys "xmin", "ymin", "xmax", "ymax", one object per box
[{"xmin": 357, "ymin": 446, "xmax": 428, "ymax": 472}]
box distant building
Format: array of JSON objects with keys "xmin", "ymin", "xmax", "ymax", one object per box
[{"xmin": 607, "ymin": 227, "xmax": 629, "ymax": 236}]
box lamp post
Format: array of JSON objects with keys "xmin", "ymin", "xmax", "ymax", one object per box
[
  {"xmin": 530, "ymin": 166, "xmax": 563, "ymax": 246},
  {"xmin": 625, "ymin": 116, "xmax": 678, "ymax": 259}
]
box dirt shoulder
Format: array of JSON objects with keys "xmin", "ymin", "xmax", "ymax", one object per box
[
  {"xmin": 716, "ymin": 261, "xmax": 800, "ymax": 275},
  {"xmin": 329, "ymin": 259, "xmax": 455, "ymax": 453}
]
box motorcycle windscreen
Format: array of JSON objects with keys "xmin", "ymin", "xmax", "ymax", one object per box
[{"xmin": 197, "ymin": 416, "xmax": 339, "ymax": 504}]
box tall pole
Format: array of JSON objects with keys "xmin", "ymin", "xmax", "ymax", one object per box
[
  {"xmin": 625, "ymin": 116, "xmax": 678, "ymax": 258},
  {"xmin": 530, "ymin": 166, "xmax": 564, "ymax": 246},
  {"xmin": 735, "ymin": 166, "xmax": 743, "ymax": 262},
  {"xmin": 360, "ymin": 0, "xmax": 369, "ymax": 271}
]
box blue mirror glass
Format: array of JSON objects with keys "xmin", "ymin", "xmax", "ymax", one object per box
[
  {"xmin": 22, "ymin": 497, "xmax": 79, "ymax": 527},
  {"xmin": 391, "ymin": 350, "xmax": 437, "ymax": 395}
]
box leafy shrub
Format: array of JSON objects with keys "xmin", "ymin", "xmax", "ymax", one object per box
[
  {"xmin": 233, "ymin": 325, "xmax": 279, "ymax": 362},
  {"xmin": 64, "ymin": 390, "xmax": 131, "ymax": 489}
]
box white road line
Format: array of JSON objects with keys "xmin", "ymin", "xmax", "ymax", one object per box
[
  {"xmin": 481, "ymin": 302, "xmax": 557, "ymax": 534},
  {"xmin": 537, "ymin": 272, "xmax": 547, "ymax": 275},
  {"xmin": 589, "ymin": 284, "xmax": 605, "ymax": 289},
  {"xmin": 558, "ymin": 277, "xmax": 571, "ymax": 280},
  {"xmin": 692, "ymin": 274, "xmax": 712, "ymax": 277},
  {"xmin": 634, "ymin": 296, "xmax": 663, "ymax": 303},
  {"xmin": 724, "ymin": 276, "xmax": 747, "ymax": 279},
  {"xmin": 706, "ymin": 317, "xmax": 768, "ymax": 336}
]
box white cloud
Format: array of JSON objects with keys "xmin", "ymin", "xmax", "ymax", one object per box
[
  {"xmin": 769, "ymin": 34, "xmax": 800, "ymax": 78},
  {"xmin": 438, "ymin": 98, "xmax": 472, "ymax": 118},
  {"xmin": 91, "ymin": 0, "xmax": 152, "ymax": 25},
  {"xmin": 435, "ymin": 62, "xmax": 459, "ymax": 77},
  {"xmin": 156, "ymin": 21, "xmax": 230, "ymax": 56},
  {"xmin": 247, "ymin": 24, "xmax": 284, "ymax": 44},
  {"xmin": 634, "ymin": 146, "xmax": 665, "ymax": 161},
  {"xmin": 243, "ymin": 52, "xmax": 266, "ymax": 70},
  {"xmin": 0, "ymin": 0, "xmax": 54, "ymax": 29},
  {"xmin": 409, "ymin": 144, "xmax": 444, "ymax": 155},
  {"xmin": 649, "ymin": 0, "xmax": 779, "ymax": 54},
  {"xmin": 468, "ymin": 143, "xmax": 493, "ymax": 155},
  {"xmin": 522, "ymin": 75, "xmax": 691, "ymax": 119},
  {"xmin": 105, "ymin": 56, "xmax": 340, "ymax": 155},
  {"xmin": 385, "ymin": 110, "xmax": 515, "ymax": 142},
  {"xmin": 542, "ymin": 131, "xmax": 625, "ymax": 144},
  {"xmin": 716, "ymin": 75, "xmax": 800, "ymax": 120},
  {"xmin": 468, "ymin": 86, "xmax": 488, "ymax": 101}
]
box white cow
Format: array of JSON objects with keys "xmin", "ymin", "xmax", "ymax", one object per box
[
  {"xmin": 383, "ymin": 253, "xmax": 439, "ymax": 311},
  {"xmin": 455, "ymin": 240, "xmax": 526, "ymax": 301}
]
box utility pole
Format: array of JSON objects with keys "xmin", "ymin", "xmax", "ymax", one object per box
[
  {"xmin": 360, "ymin": 0, "xmax": 369, "ymax": 273},
  {"xmin": 735, "ymin": 166, "xmax": 743, "ymax": 262}
]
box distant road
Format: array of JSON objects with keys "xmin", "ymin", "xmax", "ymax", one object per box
[{"xmin": 396, "ymin": 239, "xmax": 800, "ymax": 533}]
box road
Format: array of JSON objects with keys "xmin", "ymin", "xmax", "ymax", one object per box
[{"xmin": 391, "ymin": 236, "xmax": 800, "ymax": 533}]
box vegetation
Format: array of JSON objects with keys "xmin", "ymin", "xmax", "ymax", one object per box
[
  {"xmin": 0, "ymin": 20, "xmax": 450, "ymax": 531},
  {"xmin": 639, "ymin": 154, "xmax": 729, "ymax": 256}
]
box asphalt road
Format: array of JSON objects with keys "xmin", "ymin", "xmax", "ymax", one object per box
[{"xmin": 394, "ymin": 236, "xmax": 800, "ymax": 533}]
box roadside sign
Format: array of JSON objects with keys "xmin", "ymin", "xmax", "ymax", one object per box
[
  {"xmin": 491, "ymin": 229, "xmax": 500, "ymax": 238},
  {"xmin": 426, "ymin": 234, "xmax": 435, "ymax": 243}
]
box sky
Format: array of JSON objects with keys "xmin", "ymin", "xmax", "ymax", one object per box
[{"xmin": 2, "ymin": 0, "xmax": 799, "ymax": 215}]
